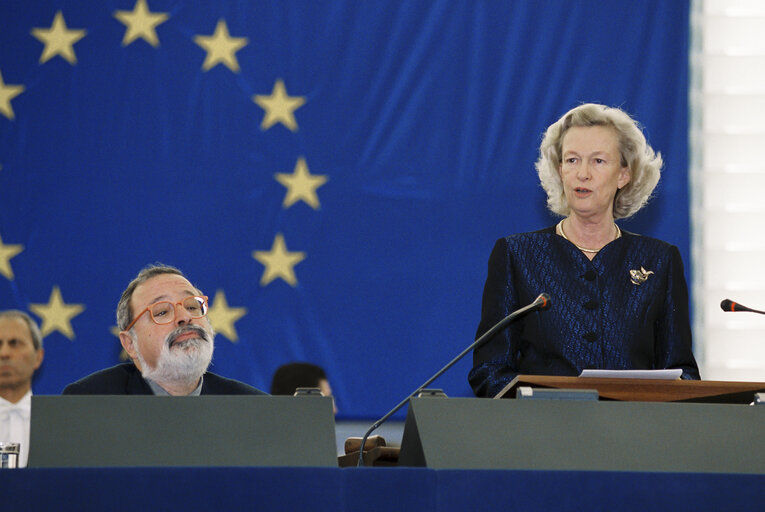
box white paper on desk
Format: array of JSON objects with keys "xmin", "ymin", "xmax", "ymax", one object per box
[{"xmin": 578, "ymin": 369, "xmax": 682, "ymax": 380}]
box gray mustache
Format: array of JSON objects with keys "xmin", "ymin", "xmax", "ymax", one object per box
[{"xmin": 166, "ymin": 325, "xmax": 210, "ymax": 347}]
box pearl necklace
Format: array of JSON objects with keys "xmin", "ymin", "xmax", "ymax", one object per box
[{"xmin": 556, "ymin": 219, "xmax": 621, "ymax": 253}]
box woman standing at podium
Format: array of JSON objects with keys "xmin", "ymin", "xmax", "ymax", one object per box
[{"xmin": 469, "ymin": 104, "xmax": 700, "ymax": 398}]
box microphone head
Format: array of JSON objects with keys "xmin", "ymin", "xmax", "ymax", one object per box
[
  {"xmin": 720, "ymin": 299, "xmax": 757, "ymax": 313},
  {"xmin": 720, "ymin": 299, "xmax": 734, "ymax": 312},
  {"xmin": 537, "ymin": 293, "xmax": 551, "ymax": 310}
]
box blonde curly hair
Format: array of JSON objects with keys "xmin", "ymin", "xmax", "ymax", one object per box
[{"xmin": 535, "ymin": 103, "xmax": 662, "ymax": 219}]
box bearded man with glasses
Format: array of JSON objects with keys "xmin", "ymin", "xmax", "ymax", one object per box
[{"xmin": 64, "ymin": 264, "xmax": 265, "ymax": 396}]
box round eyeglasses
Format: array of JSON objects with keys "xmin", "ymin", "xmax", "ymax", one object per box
[{"xmin": 123, "ymin": 295, "xmax": 209, "ymax": 332}]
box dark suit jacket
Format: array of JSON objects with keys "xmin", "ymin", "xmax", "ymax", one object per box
[
  {"xmin": 469, "ymin": 227, "xmax": 700, "ymax": 398},
  {"xmin": 62, "ymin": 363, "xmax": 266, "ymax": 395}
]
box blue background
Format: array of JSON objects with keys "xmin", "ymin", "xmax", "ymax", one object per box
[{"xmin": 0, "ymin": 1, "xmax": 689, "ymax": 418}]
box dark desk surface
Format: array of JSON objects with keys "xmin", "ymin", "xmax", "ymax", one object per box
[{"xmin": 1, "ymin": 467, "xmax": 763, "ymax": 512}]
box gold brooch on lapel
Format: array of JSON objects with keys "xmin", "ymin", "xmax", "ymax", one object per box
[{"xmin": 630, "ymin": 267, "xmax": 654, "ymax": 285}]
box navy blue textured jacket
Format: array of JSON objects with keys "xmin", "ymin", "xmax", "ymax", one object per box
[{"xmin": 469, "ymin": 226, "xmax": 700, "ymax": 398}]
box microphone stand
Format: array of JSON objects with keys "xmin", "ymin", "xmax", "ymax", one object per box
[{"xmin": 356, "ymin": 293, "xmax": 549, "ymax": 466}]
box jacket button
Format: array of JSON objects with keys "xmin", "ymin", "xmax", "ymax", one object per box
[
  {"xmin": 583, "ymin": 331, "xmax": 597, "ymax": 342},
  {"xmin": 583, "ymin": 270, "xmax": 597, "ymax": 281},
  {"xmin": 583, "ymin": 300, "xmax": 598, "ymax": 310}
]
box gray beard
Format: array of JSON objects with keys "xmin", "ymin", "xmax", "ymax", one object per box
[{"xmin": 135, "ymin": 324, "xmax": 214, "ymax": 387}]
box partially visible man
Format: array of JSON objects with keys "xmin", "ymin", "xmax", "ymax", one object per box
[
  {"xmin": 64, "ymin": 264, "xmax": 265, "ymax": 396},
  {"xmin": 270, "ymin": 362, "xmax": 337, "ymax": 415},
  {"xmin": 0, "ymin": 310, "xmax": 44, "ymax": 467}
]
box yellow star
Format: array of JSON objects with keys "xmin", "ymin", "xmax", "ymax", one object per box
[
  {"xmin": 207, "ymin": 290, "xmax": 247, "ymax": 342},
  {"xmin": 253, "ymin": 79, "xmax": 306, "ymax": 132},
  {"xmin": 114, "ymin": 0, "xmax": 169, "ymax": 47},
  {"xmin": 193, "ymin": 19, "xmax": 248, "ymax": 73},
  {"xmin": 29, "ymin": 286, "xmax": 85, "ymax": 340},
  {"xmin": 0, "ymin": 71, "xmax": 25, "ymax": 121},
  {"xmin": 31, "ymin": 11, "xmax": 87, "ymax": 65},
  {"xmin": 275, "ymin": 157, "xmax": 328, "ymax": 210},
  {"xmin": 252, "ymin": 233, "xmax": 306, "ymax": 287},
  {"xmin": 0, "ymin": 235, "xmax": 23, "ymax": 280}
]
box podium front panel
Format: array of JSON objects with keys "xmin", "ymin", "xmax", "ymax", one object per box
[
  {"xmin": 398, "ymin": 397, "xmax": 765, "ymax": 473},
  {"xmin": 28, "ymin": 395, "xmax": 337, "ymax": 468}
]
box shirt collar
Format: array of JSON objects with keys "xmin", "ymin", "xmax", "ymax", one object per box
[
  {"xmin": 146, "ymin": 376, "xmax": 204, "ymax": 396},
  {"xmin": 0, "ymin": 390, "xmax": 32, "ymax": 418},
  {"xmin": 0, "ymin": 389, "xmax": 32, "ymax": 407}
]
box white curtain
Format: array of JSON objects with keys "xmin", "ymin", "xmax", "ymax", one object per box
[{"xmin": 692, "ymin": 0, "xmax": 765, "ymax": 381}]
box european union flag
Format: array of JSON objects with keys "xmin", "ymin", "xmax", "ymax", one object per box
[{"xmin": 0, "ymin": 1, "xmax": 689, "ymax": 417}]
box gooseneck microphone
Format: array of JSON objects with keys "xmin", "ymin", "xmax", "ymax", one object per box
[
  {"xmin": 356, "ymin": 292, "xmax": 551, "ymax": 466},
  {"xmin": 720, "ymin": 299, "xmax": 765, "ymax": 315}
]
